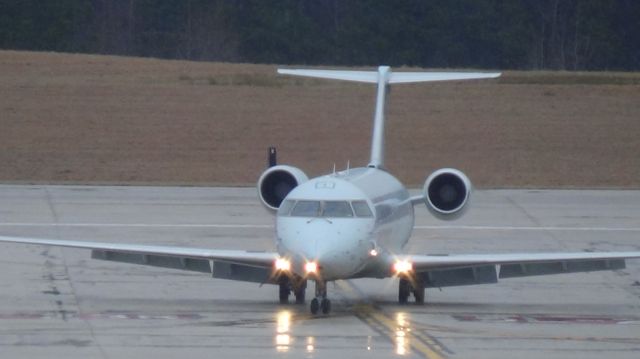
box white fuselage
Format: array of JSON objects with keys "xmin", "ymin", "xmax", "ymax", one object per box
[{"xmin": 276, "ymin": 167, "xmax": 414, "ymax": 281}]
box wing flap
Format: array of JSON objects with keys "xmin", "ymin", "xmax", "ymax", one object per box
[
  {"xmin": 92, "ymin": 250, "xmax": 213, "ymax": 273},
  {"xmin": 420, "ymin": 265, "xmax": 498, "ymax": 288},
  {"xmin": 499, "ymin": 258, "xmax": 625, "ymax": 279},
  {"xmin": 410, "ymin": 252, "xmax": 640, "ymax": 271},
  {"xmin": 212, "ymin": 261, "xmax": 275, "ymax": 284}
]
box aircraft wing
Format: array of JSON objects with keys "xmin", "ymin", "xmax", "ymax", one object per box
[
  {"xmin": 406, "ymin": 251, "xmax": 640, "ymax": 288},
  {"xmin": 0, "ymin": 235, "xmax": 279, "ymax": 283}
]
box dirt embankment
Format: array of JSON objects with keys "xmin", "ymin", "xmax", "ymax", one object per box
[{"xmin": 1, "ymin": 50, "xmax": 639, "ymax": 188}]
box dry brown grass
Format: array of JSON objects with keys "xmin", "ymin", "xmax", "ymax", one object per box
[{"xmin": 1, "ymin": 50, "xmax": 639, "ymax": 188}]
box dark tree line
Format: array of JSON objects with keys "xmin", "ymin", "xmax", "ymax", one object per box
[{"xmin": 1, "ymin": 0, "xmax": 638, "ymax": 70}]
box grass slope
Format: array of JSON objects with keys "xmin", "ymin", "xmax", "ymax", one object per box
[{"xmin": 1, "ymin": 50, "xmax": 639, "ymax": 188}]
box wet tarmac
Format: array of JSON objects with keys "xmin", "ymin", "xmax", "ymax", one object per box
[{"xmin": 0, "ymin": 185, "xmax": 639, "ymax": 358}]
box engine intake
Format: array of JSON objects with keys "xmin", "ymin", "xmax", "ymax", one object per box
[
  {"xmin": 257, "ymin": 165, "xmax": 308, "ymax": 211},
  {"xmin": 423, "ymin": 168, "xmax": 471, "ymax": 220}
]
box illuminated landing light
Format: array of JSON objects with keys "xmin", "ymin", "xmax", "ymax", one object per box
[
  {"xmin": 393, "ymin": 260, "xmax": 413, "ymax": 274},
  {"xmin": 305, "ymin": 261, "xmax": 318, "ymax": 274},
  {"xmin": 275, "ymin": 258, "xmax": 291, "ymax": 271},
  {"xmin": 369, "ymin": 249, "xmax": 378, "ymax": 257}
]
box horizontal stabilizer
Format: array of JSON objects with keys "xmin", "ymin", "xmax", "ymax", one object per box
[
  {"xmin": 278, "ymin": 69, "xmax": 379, "ymax": 83},
  {"xmin": 389, "ymin": 71, "xmax": 501, "ymax": 84},
  {"xmin": 277, "ymin": 67, "xmax": 501, "ymax": 84}
]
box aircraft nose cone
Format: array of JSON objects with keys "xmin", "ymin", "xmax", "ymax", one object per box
[
  {"xmin": 307, "ymin": 239, "xmax": 364, "ymax": 280},
  {"xmin": 278, "ymin": 217, "xmax": 374, "ymax": 280}
]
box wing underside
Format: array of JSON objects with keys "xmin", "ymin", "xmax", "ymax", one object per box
[
  {"xmin": 2, "ymin": 235, "xmax": 639, "ymax": 288},
  {"xmin": 0, "ymin": 236, "xmax": 279, "ymax": 284},
  {"xmin": 407, "ymin": 252, "xmax": 640, "ymax": 288}
]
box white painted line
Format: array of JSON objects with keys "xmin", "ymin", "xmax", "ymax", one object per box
[{"xmin": 0, "ymin": 223, "xmax": 639, "ymax": 232}]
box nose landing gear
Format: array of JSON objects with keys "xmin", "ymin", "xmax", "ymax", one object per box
[{"xmin": 310, "ymin": 280, "xmax": 331, "ymax": 315}]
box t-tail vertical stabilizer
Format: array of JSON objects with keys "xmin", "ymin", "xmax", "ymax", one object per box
[{"xmin": 277, "ymin": 66, "xmax": 501, "ymax": 169}]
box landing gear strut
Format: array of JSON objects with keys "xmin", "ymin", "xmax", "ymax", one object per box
[
  {"xmin": 310, "ymin": 280, "xmax": 331, "ymax": 315},
  {"xmin": 278, "ymin": 276, "xmax": 307, "ymax": 305},
  {"xmin": 398, "ymin": 278, "xmax": 425, "ymax": 305}
]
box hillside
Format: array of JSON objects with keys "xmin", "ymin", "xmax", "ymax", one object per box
[{"xmin": 1, "ymin": 50, "xmax": 639, "ymax": 188}]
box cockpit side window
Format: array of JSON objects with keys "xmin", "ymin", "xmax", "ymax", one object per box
[
  {"xmin": 291, "ymin": 200, "xmax": 321, "ymax": 217},
  {"xmin": 351, "ymin": 200, "xmax": 374, "ymax": 217},
  {"xmin": 278, "ymin": 200, "xmax": 295, "ymax": 216},
  {"xmin": 322, "ymin": 201, "xmax": 354, "ymax": 218}
]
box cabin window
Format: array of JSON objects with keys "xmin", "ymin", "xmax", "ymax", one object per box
[
  {"xmin": 277, "ymin": 200, "xmax": 295, "ymax": 216},
  {"xmin": 291, "ymin": 200, "xmax": 321, "ymax": 217},
  {"xmin": 352, "ymin": 201, "xmax": 374, "ymax": 217},
  {"xmin": 322, "ymin": 201, "xmax": 354, "ymax": 218}
]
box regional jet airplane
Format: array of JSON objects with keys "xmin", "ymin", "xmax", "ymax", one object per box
[{"xmin": 1, "ymin": 66, "xmax": 639, "ymax": 315}]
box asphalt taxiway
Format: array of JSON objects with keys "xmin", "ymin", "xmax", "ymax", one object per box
[{"xmin": 0, "ymin": 185, "xmax": 639, "ymax": 358}]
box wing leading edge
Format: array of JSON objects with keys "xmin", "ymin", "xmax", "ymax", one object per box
[
  {"xmin": 0, "ymin": 235, "xmax": 277, "ymax": 266},
  {"xmin": 409, "ymin": 252, "xmax": 640, "ymax": 269}
]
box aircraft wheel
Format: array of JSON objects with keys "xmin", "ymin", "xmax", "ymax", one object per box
[
  {"xmin": 310, "ymin": 298, "xmax": 320, "ymax": 315},
  {"xmin": 320, "ymin": 298, "xmax": 331, "ymax": 314},
  {"xmin": 398, "ymin": 278, "xmax": 410, "ymax": 304},
  {"xmin": 294, "ymin": 279, "xmax": 307, "ymax": 304},
  {"xmin": 278, "ymin": 282, "xmax": 290, "ymax": 304},
  {"xmin": 413, "ymin": 287, "xmax": 425, "ymax": 305}
]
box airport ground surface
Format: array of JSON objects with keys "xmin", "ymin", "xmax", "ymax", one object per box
[{"xmin": 0, "ymin": 185, "xmax": 639, "ymax": 358}]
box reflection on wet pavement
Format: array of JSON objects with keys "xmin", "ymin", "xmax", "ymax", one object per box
[{"xmin": 275, "ymin": 310, "xmax": 291, "ymax": 352}]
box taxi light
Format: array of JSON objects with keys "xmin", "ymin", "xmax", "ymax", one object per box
[
  {"xmin": 369, "ymin": 249, "xmax": 378, "ymax": 257},
  {"xmin": 393, "ymin": 260, "xmax": 413, "ymax": 274},
  {"xmin": 304, "ymin": 262, "xmax": 318, "ymax": 274},
  {"xmin": 275, "ymin": 258, "xmax": 291, "ymax": 271}
]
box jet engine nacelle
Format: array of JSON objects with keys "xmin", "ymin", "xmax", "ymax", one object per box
[
  {"xmin": 423, "ymin": 168, "xmax": 472, "ymax": 220},
  {"xmin": 257, "ymin": 165, "xmax": 308, "ymax": 211}
]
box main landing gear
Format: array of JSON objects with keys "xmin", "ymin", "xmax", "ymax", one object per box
[
  {"xmin": 310, "ymin": 280, "xmax": 331, "ymax": 315},
  {"xmin": 279, "ymin": 278, "xmax": 331, "ymax": 315},
  {"xmin": 278, "ymin": 276, "xmax": 307, "ymax": 305},
  {"xmin": 398, "ymin": 277, "xmax": 425, "ymax": 305}
]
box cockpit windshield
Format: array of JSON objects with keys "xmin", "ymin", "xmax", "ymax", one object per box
[
  {"xmin": 351, "ymin": 200, "xmax": 374, "ymax": 217},
  {"xmin": 290, "ymin": 200, "xmax": 320, "ymax": 217},
  {"xmin": 280, "ymin": 200, "xmax": 373, "ymax": 218},
  {"xmin": 322, "ymin": 201, "xmax": 353, "ymax": 217}
]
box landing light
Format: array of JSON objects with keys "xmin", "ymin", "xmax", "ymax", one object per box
[
  {"xmin": 393, "ymin": 260, "xmax": 413, "ymax": 274},
  {"xmin": 305, "ymin": 262, "xmax": 318, "ymax": 274},
  {"xmin": 369, "ymin": 249, "xmax": 378, "ymax": 257},
  {"xmin": 275, "ymin": 258, "xmax": 291, "ymax": 271}
]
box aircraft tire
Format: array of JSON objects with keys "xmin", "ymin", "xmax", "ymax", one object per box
[
  {"xmin": 279, "ymin": 282, "xmax": 290, "ymax": 304},
  {"xmin": 310, "ymin": 298, "xmax": 320, "ymax": 314},
  {"xmin": 294, "ymin": 279, "xmax": 306, "ymax": 304},
  {"xmin": 398, "ymin": 278, "xmax": 410, "ymax": 304},
  {"xmin": 413, "ymin": 288, "xmax": 425, "ymax": 304},
  {"xmin": 320, "ymin": 298, "xmax": 331, "ymax": 314}
]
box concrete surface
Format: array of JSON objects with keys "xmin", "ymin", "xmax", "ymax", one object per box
[{"xmin": 0, "ymin": 185, "xmax": 639, "ymax": 358}]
